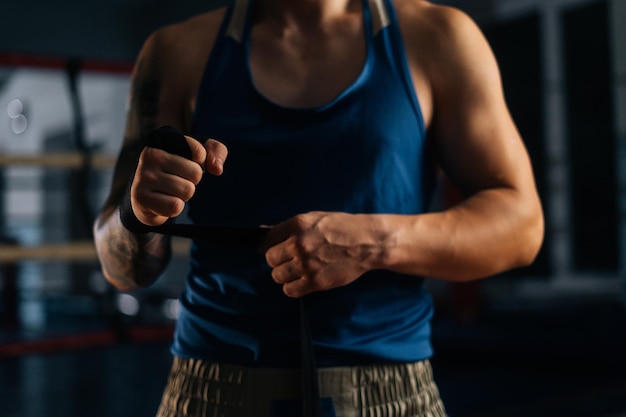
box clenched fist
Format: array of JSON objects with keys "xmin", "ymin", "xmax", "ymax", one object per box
[{"xmin": 131, "ymin": 127, "xmax": 228, "ymax": 227}]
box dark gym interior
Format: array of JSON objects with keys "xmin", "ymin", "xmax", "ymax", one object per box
[{"xmin": 1, "ymin": 0, "xmax": 625, "ymax": 416}]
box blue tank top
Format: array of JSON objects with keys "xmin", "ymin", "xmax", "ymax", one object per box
[{"xmin": 173, "ymin": 0, "xmax": 437, "ymax": 367}]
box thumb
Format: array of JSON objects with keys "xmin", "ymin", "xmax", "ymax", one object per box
[{"xmin": 204, "ymin": 138, "xmax": 229, "ymax": 176}]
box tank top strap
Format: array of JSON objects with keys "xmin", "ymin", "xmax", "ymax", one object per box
[
  {"xmin": 368, "ymin": 0, "xmax": 391, "ymax": 34},
  {"xmin": 222, "ymin": 0, "xmax": 250, "ymax": 43},
  {"xmin": 376, "ymin": 0, "xmax": 426, "ymax": 137}
]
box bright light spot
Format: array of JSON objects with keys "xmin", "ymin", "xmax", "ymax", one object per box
[
  {"xmin": 117, "ymin": 294, "xmax": 140, "ymax": 316},
  {"xmin": 162, "ymin": 299, "xmax": 180, "ymax": 320},
  {"xmin": 11, "ymin": 114, "xmax": 28, "ymax": 134},
  {"xmin": 7, "ymin": 99, "xmax": 23, "ymax": 119}
]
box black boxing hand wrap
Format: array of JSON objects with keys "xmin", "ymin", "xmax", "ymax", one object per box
[
  {"xmin": 143, "ymin": 125, "xmax": 193, "ymax": 160},
  {"xmin": 119, "ymin": 126, "xmax": 193, "ymax": 234}
]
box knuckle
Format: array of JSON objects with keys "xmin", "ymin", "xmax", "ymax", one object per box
[
  {"xmin": 206, "ymin": 139, "xmax": 228, "ymax": 156},
  {"xmin": 299, "ymin": 237, "xmax": 315, "ymax": 254},
  {"xmin": 188, "ymin": 137, "xmax": 207, "ymax": 164},
  {"xmin": 180, "ymin": 182, "xmax": 196, "ymax": 202},
  {"xmin": 289, "ymin": 237, "xmax": 307, "ymax": 257},
  {"xmin": 142, "ymin": 146, "xmax": 164, "ymax": 164},
  {"xmin": 130, "ymin": 196, "xmax": 145, "ymax": 213},
  {"xmin": 189, "ymin": 165, "xmax": 204, "ymax": 185},
  {"xmin": 265, "ymin": 250, "xmax": 277, "ymax": 267},
  {"xmin": 165, "ymin": 198, "xmax": 185, "ymax": 216},
  {"xmin": 283, "ymin": 286, "xmax": 298, "ymax": 298},
  {"xmin": 293, "ymin": 256, "xmax": 304, "ymax": 267},
  {"xmin": 131, "ymin": 185, "xmax": 149, "ymax": 206},
  {"xmin": 292, "ymin": 215, "xmax": 308, "ymax": 230},
  {"xmin": 271, "ymin": 268, "xmax": 285, "ymax": 283}
]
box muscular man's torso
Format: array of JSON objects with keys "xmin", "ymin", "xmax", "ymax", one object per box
[
  {"xmin": 151, "ymin": 0, "xmax": 439, "ymax": 134},
  {"xmin": 165, "ymin": 0, "xmax": 437, "ymax": 366}
]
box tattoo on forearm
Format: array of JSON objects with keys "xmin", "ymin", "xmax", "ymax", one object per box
[
  {"xmin": 96, "ymin": 45, "xmax": 171, "ymax": 289},
  {"xmin": 102, "ymin": 226, "xmax": 171, "ymax": 288}
]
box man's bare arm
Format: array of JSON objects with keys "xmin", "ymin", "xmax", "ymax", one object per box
[
  {"xmin": 377, "ymin": 4, "xmax": 544, "ymax": 280},
  {"xmin": 93, "ymin": 32, "xmax": 173, "ymax": 291},
  {"xmin": 93, "ymin": 16, "xmax": 228, "ymax": 291},
  {"xmin": 262, "ymin": 4, "xmax": 544, "ymax": 297}
]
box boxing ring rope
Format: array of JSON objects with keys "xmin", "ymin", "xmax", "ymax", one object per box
[
  {"xmin": 0, "ymin": 153, "xmax": 117, "ymax": 169},
  {"xmin": 0, "ymin": 53, "xmax": 130, "ymax": 264},
  {"xmin": 0, "ymin": 150, "xmax": 191, "ymax": 263},
  {"xmin": 0, "ymin": 54, "xmax": 180, "ymax": 343},
  {"xmin": 0, "ymin": 239, "xmax": 191, "ymax": 263}
]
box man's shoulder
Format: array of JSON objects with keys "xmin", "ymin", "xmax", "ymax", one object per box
[
  {"xmin": 151, "ymin": 8, "xmax": 228, "ymax": 52},
  {"xmin": 394, "ymin": 0, "xmax": 478, "ymax": 40},
  {"xmin": 394, "ymin": 0, "xmax": 488, "ymax": 64},
  {"xmin": 133, "ymin": 6, "xmax": 229, "ymax": 80}
]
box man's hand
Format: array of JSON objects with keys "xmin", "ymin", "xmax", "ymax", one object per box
[
  {"xmin": 131, "ymin": 135, "xmax": 228, "ymax": 227},
  {"xmin": 262, "ymin": 212, "xmax": 386, "ymax": 298}
]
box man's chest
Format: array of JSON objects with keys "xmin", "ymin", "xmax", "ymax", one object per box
[{"xmin": 248, "ymin": 23, "xmax": 367, "ymax": 108}]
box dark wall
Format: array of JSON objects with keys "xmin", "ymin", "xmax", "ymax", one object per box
[
  {"xmin": 563, "ymin": 1, "xmax": 618, "ymax": 273},
  {"xmin": 0, "ymin": 0, "xmax": 494, "ymax": 63},
  {"xmin": 0, "ymin": 0, "xmax": 228, "ymax": 62}
]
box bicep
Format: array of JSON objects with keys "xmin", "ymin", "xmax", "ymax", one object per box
[{"xmin": 428, "ymin": 9, "xmax": 536, "ymax": 198}]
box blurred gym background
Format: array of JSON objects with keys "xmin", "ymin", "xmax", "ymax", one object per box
[{"xmin": 0, "ymin": 0, "xmax": 625, "ymax": 416}]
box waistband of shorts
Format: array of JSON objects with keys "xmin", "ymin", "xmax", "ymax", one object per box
[
  {"xmin": 158, "ymin": 357, "xmax": 447, "ymax": 417},
  {"xmin": 169, "ymin": 356, "xmax": 437, "ymax": 399}
]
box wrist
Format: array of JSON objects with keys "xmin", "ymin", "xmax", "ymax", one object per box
[
  {"xmin": 367, "ymin": 214, "xmax": 396, "ymax": 269},
  {"xmin": 353, "ymin": 213, "xmax": 395, "ymax": 271}
]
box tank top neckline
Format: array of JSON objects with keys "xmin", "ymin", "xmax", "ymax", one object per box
[{"xmin": 239, "ymin": 0, "xmax": 375, "ymax": 114}]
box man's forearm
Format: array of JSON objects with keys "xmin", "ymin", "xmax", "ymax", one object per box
[
  {"xmin": 93, "ymin": 206, "xmax": 172, "ymax": 291},
  {"xmin": 374, "ymin": 187, "xmax": 544, "ymax": 281}
]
